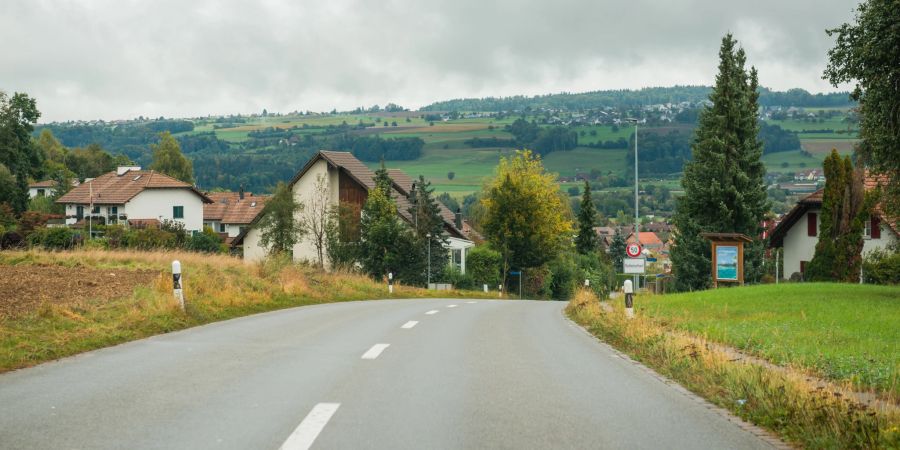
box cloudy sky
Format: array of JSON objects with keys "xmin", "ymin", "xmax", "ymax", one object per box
[{"xmin": 1, "ymin": 0, "xmax": 858, "ymax": 122}]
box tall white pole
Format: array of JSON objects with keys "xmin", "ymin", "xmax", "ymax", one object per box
[{"xmin": 633, "ymin": 122, "xmax": 640, "ymax": 290}]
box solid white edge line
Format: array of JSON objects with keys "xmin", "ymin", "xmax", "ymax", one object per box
[
  {"xmin": 401, "ymin": 320, "xmax": 418, "ymax": 329},
  {"xmin": 361, "ymin": 343, "xmax": 390, "ymax": 359},
  {"xmin": 425, "ymin": 310, "xmax": 439, "ymax": 315},
  {"xmin": 279, "ymin": 402, "xmax": 340, "ymax": 450}
]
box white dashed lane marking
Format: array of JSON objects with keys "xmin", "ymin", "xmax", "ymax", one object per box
[
  {"xmin": 401, "ymin": 321, "xmax": 418, "ymax": 329},
  {"xmin": 425, "ymin": 310, "xmax": 439, "ymax": 315},
  {"xmin": 361, "ymin": 344, "xmax": 390, "ymax": 360},
  {"xmin": 279, "ymin": 403, "xmax": 340, "ymax": 450},
  {"xmin": 447, "ymin": 304, "xmax": 458, "ymax": 308}
]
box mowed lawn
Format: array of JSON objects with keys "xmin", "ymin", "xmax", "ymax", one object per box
[{"xmin": 640, "ymin": 283, "xmax": 900, "ymax": 395}]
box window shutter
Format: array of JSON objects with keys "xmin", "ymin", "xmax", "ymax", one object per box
[
  {"xmin": 871, "ymin": 216, "xmax": 881, "ymax": 239},
  {"xmin": 807, "ymin": 212, "xmax": 817, "ymax": 237}
]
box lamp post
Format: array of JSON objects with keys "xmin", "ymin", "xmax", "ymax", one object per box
[
  {"xmin": 426, "ymin": 232, "xmax": 432, "ymax": 288},
  {"xmin": 626, "ymin": 118, "xmax": 640, "ymax": 289}
]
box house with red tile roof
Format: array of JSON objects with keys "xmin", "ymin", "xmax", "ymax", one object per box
[
  {"xmin": 203, "ymin": 190, "xmax": 269, "ymax": 245},
  {"xmin": 768, "ymin": 174, "xmax": 898, "ymax": 279},
  {"xmin": 56, "ymin": 166, "xmax": 212, "ymax": 232}
]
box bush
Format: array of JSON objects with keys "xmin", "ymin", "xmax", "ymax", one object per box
[
  {"xmin": 548, "ymin": 254, "xmax": 578, "ymax": 300},
  {"xmin": 863, "ymin": 249, "xmax": 900, "ymax": 285},
  {"xmin": 159, "ymin": 220, "xmax": 188, "ymax": 247},
  {"xmin": 41, "ymin": 227, "xmax": 76, "ymax": 250},
  {"xmin": 574, "ymin": 252, "xmax": 616, "ymax": 299},
  {"xmin": 441, "ymin": 267, "xmax": 475, "ymax": 290},
  {"xmin": 104, "ymin": 225, "xmax": 128, "ymax": 248},
  {"xmin": 187, "ymin": 227, "xmax": 224, "ymax": 253},
  {"xmin": 467, "ymin": 245, "xmax": 501, "ymax": 286},
  {"xmin": 124, "ymin": 227, "xmax": 177, "ymax": 250},
  {"xmin": 0, "ymin": 231, "xmax": 24, "ymax": 249}
]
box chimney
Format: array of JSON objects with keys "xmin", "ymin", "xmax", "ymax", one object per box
[
  {"xmin": 239, "ymin": 184, "xmax": 245, "ymax": 200},
  {"xmin": 455, "ymin": 207, "xmax": 463, "ymax": 230}
]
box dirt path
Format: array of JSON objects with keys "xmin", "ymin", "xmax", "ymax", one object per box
[{"xmin": 0, "ymin": 265, "xmax": 159, "ymax": 318}]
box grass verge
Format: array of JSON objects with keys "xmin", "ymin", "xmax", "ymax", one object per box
[
  {"xmin": 0, "ymin": 249, "xmax": 490, "ymax": 373},
  {"xmin": 566, "ymin": 289, "xmax": 900, "ymax": 449}
]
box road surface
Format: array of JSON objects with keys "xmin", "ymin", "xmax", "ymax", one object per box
[{"xmin": 0, "ymin": 299, "xmax": 775, "ymax": 449}]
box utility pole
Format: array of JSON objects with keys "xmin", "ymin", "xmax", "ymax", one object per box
[
  {"xmin": 426, "ymin": 232, "xmax": 432, "ymax": 288},
  {"xmin": 627, "ymin": 119, "xmax": 641, "ymax": 290}
]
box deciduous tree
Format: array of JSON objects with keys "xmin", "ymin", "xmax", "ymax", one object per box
[
  {"xmin": 299, "ymin": 174, "xmax": 332, "ymax": 268},
  {"xmin": 258, "ymin": 181, "xmax": 304, "ymax": 256},
  {"xmin": 0, "ymin": 91, "xmax": 44, "ymax": 213},
  {"xmin": 480, "ymin": 150, "xmax": 573, "ymax": 290},
  {"xmin": 824, "ymin": 0, "xmax": 900, "ymax": 217},
  {"xmin": 150, "ymin": 131, "xmax": 194, "ymax": 183}
]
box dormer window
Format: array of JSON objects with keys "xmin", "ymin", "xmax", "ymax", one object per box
[{"xmin": 132, "ymin": 175, "xmax": 142, "ymax": 181}]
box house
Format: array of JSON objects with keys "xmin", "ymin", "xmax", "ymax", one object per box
[
  {"xmin": 203, "ymin": 189, "xmax": 269, "ymax": 245},
  {"xmin": 794, "ymin": 169, "xmax": 825, "ymax": 183},
  {"xmin": 768, "ymin": 179, "xmax": 898, "ymax": 279},
  {"xmin": 626, "ymin": 231, "xmax": 665, "ymax": 251},
  {"xmin": 28, "ymin": 180, "xmax": 59, "ymax": 198},
  {"xmin": 235, "ymin": 151, "xmax": 478, "ymax": 272},
  {"xmin": 56, "ymin": 166, "xmax": 212, "ymax": 232}
]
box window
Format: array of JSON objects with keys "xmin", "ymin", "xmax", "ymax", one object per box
[
  {"xmin": 807, "ymin": 212, "xmax": 817, "ymax": 237},
  {"xmin": 173, "ymin": 206, "xmax": 184, "ymax": 219},
  {"xmin": 110, "ymin": 206, "xmax": 118, "ymax": 215},
  {"xmin": 219, "ymin": 223, "xmax": 226, "ymax": 233},
  {"xmin": 37, "ymin": 189, "xmax": 45, "ymax": 197},
  {"xmin": 92, "ymin": 206, "xmax": 100, "ymax": 214},
  {"xmin": 871, "ymin": 216, "xmax": 881, "ymax": 239},
  {"xmin": 453, "ymin": 249, "xmax": 462, "ymax": 271},
  {"xmin": 864, "ymin": 219, "xmax": 872, "ymax": 239}
]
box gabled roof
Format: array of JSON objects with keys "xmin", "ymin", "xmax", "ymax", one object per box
[
  {"xmin": 386, "ymin": 168, "xmax": 469, "ymax": 240},
  {"xmin": 204, "ymin": 192, "xmax": 269, "ymax": 225},
  {"xmin": 627, "ymin": 231, "xmax": 663, "ymax": 246},
  {"xmin": 29, "ymin": 180, "xmax": 57, "ymax": 189},
  {"xmin": 56, "ymin": 170, "xmax": 212, "ymax": 205}
]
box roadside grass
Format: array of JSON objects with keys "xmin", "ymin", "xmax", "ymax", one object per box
[
  {"xmin": 566, "ymin": 288, "xmax": 900, "ymax": 449},
  {"xmin": 0, "ymin": 249, "xmax": 490, "ymax": 373},
  {"xmin": 640, "ymin": 283, "xmax": 900, "ymax": 397}
]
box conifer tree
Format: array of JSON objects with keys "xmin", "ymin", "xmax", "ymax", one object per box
[
  {"xmin": 358, "ymin": 165, "xmax": 417, "ymax": 283},
  {"xmin": 408, "ymin": 175, "xmax": 449, "ymax": 283},
  {"xmin": 575, "ymin": 180, "xmax": 599, "ymax": 254},
  {"xmin": 670, "ymin": 34, "xmax": 768, "ymax": 291},
  {"xmin": 805, "ymin": 150, "xmax": 870, "ymax": 282}
]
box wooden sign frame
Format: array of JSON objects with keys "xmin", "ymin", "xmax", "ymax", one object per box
[{"xmin": 700, "ymin": 233, "xmax": 752, "ymax": 288}]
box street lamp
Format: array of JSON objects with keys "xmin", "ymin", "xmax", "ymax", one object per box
[
  {"xmin": 625, "ymin": 118, "xmax": 640, "ymax": 289},
  {"xmin": 426, "ymin": 232, "xmax": 432, "ymax": 288}
]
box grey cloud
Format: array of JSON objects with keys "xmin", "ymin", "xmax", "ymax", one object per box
[{"xmin": 0, "ymin": 0, "xmax": 858, "ymax": 122}]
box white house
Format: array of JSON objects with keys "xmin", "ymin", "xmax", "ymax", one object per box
[
  {"xmin": 235, "ymin": 151, "xmax": 478, "ymax": 271},
  {"xmin": 55, "ymin": 166, "xmax": 212, "ymax": 233},
  {"xmin": 769, "ymin": 180, "xmax": 898, "ymax": 279},
  {"xmin": 28, "ymin": 180, "xmax": 58, "ymax": 199},
  {"xmin": 203, "ymin": 190, "xmax": 268, "ymax": 245}
]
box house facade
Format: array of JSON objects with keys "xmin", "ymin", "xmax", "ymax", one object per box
[
  {"xmin": 28, "ymin": 180, "xmax": 58, "ymax": 199},
  {"xmin": 203, "ymin": 190, "xmax": 268, "ymax": 244},
  {"xmin": 55, "ymin": 167, "xmax": 212, "ymax": 232},
  {"xmin": 769, "ymin": 187, "xmax": 898, "ymax": 279},
  {"xmin": 235, "ymin": 151, "xmax": 477, "ymax": 272}
]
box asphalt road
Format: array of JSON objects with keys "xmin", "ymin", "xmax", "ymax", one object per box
[{"xmin": 0, "ymin": 299, "xmax": 774, "ymax": 449}]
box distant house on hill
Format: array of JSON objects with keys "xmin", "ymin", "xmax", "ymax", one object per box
[
  {"xmin": 55, "ymin": 166, "xmax": 212, "ymax": 232},
  {"xmin": 235, "ymin": 151, "xmax": 478, "ymax": 271},
  {"xmin": 28, "ymin": 180, "xmax": 58, "ymax": 199},
  {"xmin": 203, "ymin": 189, "xmax": 269, "ymax": 246},
  {"xmin": 768, "ymin": 176, "xmax": 898, "ymax": 279}
]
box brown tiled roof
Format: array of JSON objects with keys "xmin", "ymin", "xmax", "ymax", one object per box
[
  {"xmin": 56, "ymin": 170, "xmax": 212, "ymax": 205},
  {"xmin": 204, "ymin": 192, "xmax": 269, "ymax": 225},
  {"xmin": 29, "ymin": 180, "xmax": 58, "ymax": 188},
  {"xmin": 386, "ymin": 167, "xmax": 470, "ymax": 240}
]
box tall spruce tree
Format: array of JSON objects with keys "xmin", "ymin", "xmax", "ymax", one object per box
[
  {"xmin": 575, "ymin": 180, "xmax": 599, "ymax": 254},
  {"xmin": 805, "ymin": 150, "xmax": 870, "ymax": 282},
  {"xmin": 359, "ymin": 163, "xmax": 417, "ymax": 283},
  {"xmin": 670, "ymin": 34, "xmax": 768, "ymax": 291},
  {"xmin": 408, "ymin": 175, "xmax": 449, "ymax": 284}
]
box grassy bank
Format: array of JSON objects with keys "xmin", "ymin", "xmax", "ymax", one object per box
[
  {"xmin": 566, "ymin": 288, "xmax": 900, "ymax": 448},
  {"xmin": 640, "ymin": 283, "xmax": 900, "ymax": 397},
  {"xmin": 0, "ymin": 249, "xmax": 487, "ymax": 373}
]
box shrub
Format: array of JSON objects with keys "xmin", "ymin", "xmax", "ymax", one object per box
[
  {"xmin": 0, "ymin": 231, "xmax": 24, "ymax": 249},
  {"xmin": 159, "ymin": 220, "xmax": 188, "ymax": 247},
  {"xmin": 125, "ymin": 227, "xmax": 177, "ymax": 250},
  {"xmin": 863, "ymin": 249, "xmax": 900, "ymax": 285},
  {"xmin": 548, "ymin": 254, "xmax": 578, "ymax": 300},
  {"xmin": 441, "ymin": 267, "xmax": 475, "ymax": 290},
  {"xmin": 41, "ymin": 227, "xmax": 76, "ymax": 250},
  {"xmin": 104, "ymin": 225, "xmax": 127, "ymax": 248},
  {"xmin": 187, "ymin": 227, "xmax": 224, "ymax": 253},
  {"xmin": 467, "ymin": 245, "xmax": 501, "ymax": 286}
]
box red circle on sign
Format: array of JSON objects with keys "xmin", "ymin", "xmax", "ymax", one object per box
[{"xmin": 626, "ymin": 243, "xmax": 642, "ymax": 258}]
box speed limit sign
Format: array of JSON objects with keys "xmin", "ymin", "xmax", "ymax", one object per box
[{"xmin": 626, "ymin": 243, "xmax": 642, "ymax": 258}]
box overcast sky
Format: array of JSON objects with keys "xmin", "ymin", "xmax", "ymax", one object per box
[{"xmin": 1, "ymin": 0, "xmax": 859, "ymax": 122}]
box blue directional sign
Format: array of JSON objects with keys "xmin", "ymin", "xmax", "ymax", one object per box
[
  {"xmin": 646, "ymin": 257, "xmax": 657, "ymax": 262},
  {"xmin": 509, "ymin": 271, "xmax": 521, "ymax": 275}
]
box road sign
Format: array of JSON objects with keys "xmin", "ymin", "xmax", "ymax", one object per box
[
  {"xmin": 646, "ymin": 257, "xmax": 657, "ymax": 262},
  {"xmin": 623, "ymin": 258, "xmax": 646, "ymax": 274},
  {"xmin": 626, "ymin": 243, "xmax": 642, "ymax": 258},
  {"xmin": 509, "ymin": 271, "xmax": 521, "ymax": 276}
]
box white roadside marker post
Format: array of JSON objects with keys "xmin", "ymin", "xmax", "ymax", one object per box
[
  {"xmin": 623, "ymin": 279, "xmax": 634, "ymax": 319},
  {"xmin": 483, "ymin": 283, "xmax": 488, "ymax": 293},
  {"xmin": 498, "ymin": 284, "xmax": 502, "ymax": 298},
  {"xmin": 584, "ymin": 279, "xmax": 590, "ymax": 288},
  {"xmin": 172, "ymin": 260, "xmax": 184, "ymax": 311},
  {"xmin": 388, "ymin": 272, "xmax": 394, "ymax": 294}
]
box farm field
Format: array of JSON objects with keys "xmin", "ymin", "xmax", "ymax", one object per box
[{"xmin": 640, "ymin": 283, "xmax": 900, "ymax": 396}]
